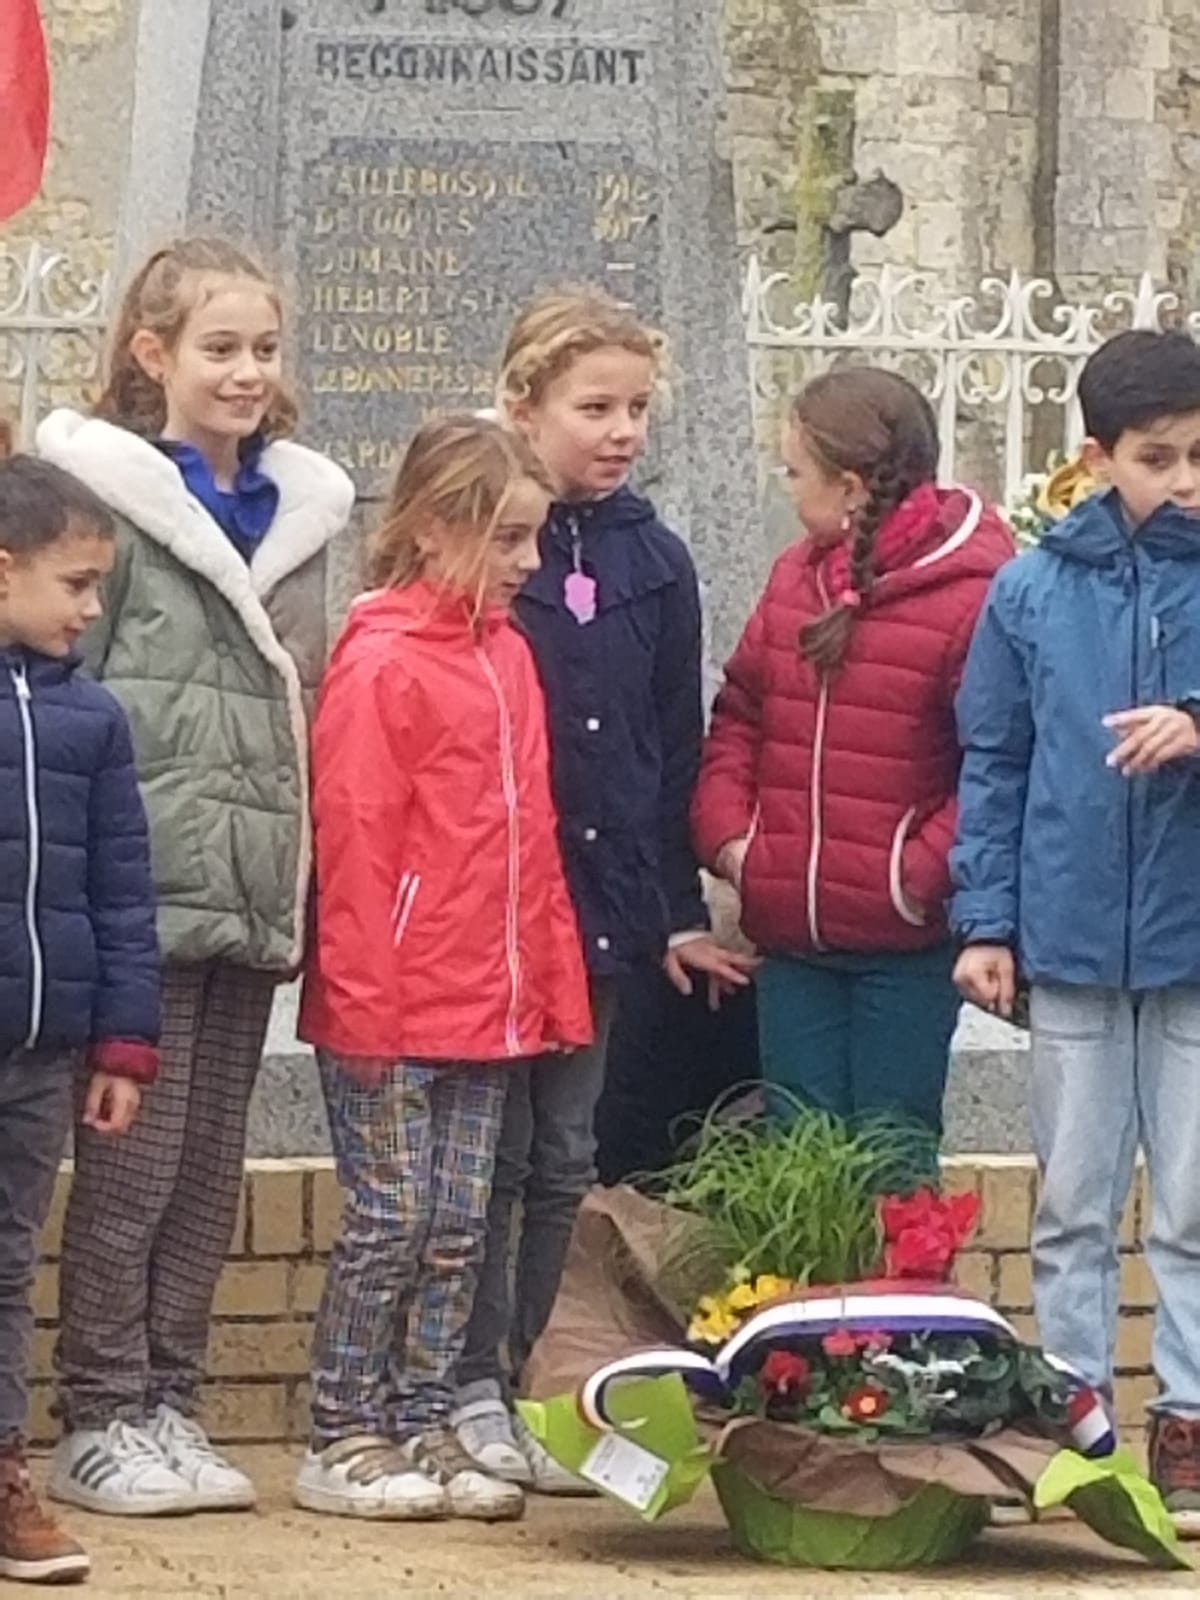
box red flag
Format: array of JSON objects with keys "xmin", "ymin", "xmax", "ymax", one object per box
[{"xmin": 0, "ymin": 0, "xmax": 50, "ymax": 221}]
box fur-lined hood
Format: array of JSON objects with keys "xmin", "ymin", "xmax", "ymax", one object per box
[{"xmin": 37, "ymin": 409, "xmax": 353, "ymax": 672}]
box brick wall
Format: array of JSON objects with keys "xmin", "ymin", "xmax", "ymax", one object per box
[{"xmin": 27, "ymin": 1156, "xmax": 1155, "ymax": 1445}]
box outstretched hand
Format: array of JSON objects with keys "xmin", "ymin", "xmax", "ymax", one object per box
[
  {"xmin": 1104, "ymin": 706, "xmax": 1200, "ymax": 774},
  {"xmin": 662, "ymin": 934, "xmax": 760, "ymax": 1011}
]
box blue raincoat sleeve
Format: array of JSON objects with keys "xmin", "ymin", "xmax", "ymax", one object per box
[{"xmin": 950, "ymin": 574, "xmax": 1034, "ymax": 947}]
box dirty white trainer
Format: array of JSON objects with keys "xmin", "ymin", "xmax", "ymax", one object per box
[
  {"xmin": 404, "ymin": 1427, "xmax": 524, "ymax": 1521},
  {"xmin": 294, "ymin": 1434, "xmax": 448, "ymax": 1521},
  {"xmin": 513, "ymin": 1412, "xmax": 597, "ymax": 1497},
  {"xmin": 151, "ymin": 1405, "xmax": 256, "ymax": 1511},
  {"xmin": 451, "ymin": 1381, "xmax": 532, "ymax": 1486},
  {"xmin": 49, "ymin": 1419, "xmax": 194, "ymax": 1516}
]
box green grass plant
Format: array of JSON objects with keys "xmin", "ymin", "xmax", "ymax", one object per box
[{"xmin": 653, "ymin": 1090, "xmax": 937, "ymax": 1292}]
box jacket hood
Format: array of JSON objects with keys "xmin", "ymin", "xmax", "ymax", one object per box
[
  {"xmin": 36, "ymin": 409, "xmax": 354, "ymax": 598},
  {"xmin": 341, "ymin": 581, "xmax": 510, "ymax": 648},
  {"xmin": 1040, "ymin": 487, "xmax": 1200, "ymax": 567},
  {"xmin": 816, "ymin": 485, "xmax": 1014, "ymax": 603}
]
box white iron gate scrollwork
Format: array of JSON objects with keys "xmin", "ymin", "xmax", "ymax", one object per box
[
  {"xmin": 742, "ymin": 258, "xmax": 1200, "ymax": 505},
  {"xmin": 0, "ymin": 243, "xmax": 110, "ymax": 450}
]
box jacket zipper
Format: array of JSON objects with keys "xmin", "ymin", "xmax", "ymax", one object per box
[
  {"xmin": 475, "ymin": 643, "xmax": 523, "ymax": 1055},
  {"xmin": 805, "ymin": 573, "xmax": 832, "ymax": 950},
  {"xmin": 1123, "ymin": 554, "xmax": 1139, "ymax": 988},
  {"xmin": 12, "ymin": 664, "xmax": 44, "ymax": 1047}
]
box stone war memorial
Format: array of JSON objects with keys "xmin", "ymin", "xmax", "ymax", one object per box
[{"xmin": 182, "ymin": 0, "xmax": 766, "ymax": 670}]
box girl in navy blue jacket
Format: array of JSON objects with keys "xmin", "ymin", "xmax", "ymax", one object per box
[{"xmin": 454, "ymin": 289, "xmax": 755, "ymax": 1489}]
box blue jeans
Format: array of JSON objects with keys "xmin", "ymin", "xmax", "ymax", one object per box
[
  {"xmin": 1030, "ymin": 983, "xmax": 1200, "ymax": 1417},
  {"xmin": 756, "ymin": 947, "xmax": 958, "ymax": 1134}
]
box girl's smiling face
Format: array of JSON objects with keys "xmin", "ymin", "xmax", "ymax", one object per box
[
  {"xmin": 131, "ymin": 277, "xmax": 283, "ymax": 477},
  {"xmin": 511, "ymin": 345, "xmax": 654, "ymax": 500}
]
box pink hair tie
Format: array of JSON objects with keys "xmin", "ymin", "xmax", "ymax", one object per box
[{"xmin": 836, "ymin": 589, "xmax": 862, "ymax": 610}]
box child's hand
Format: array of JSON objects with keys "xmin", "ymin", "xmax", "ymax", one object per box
[
  {"xmin": 714, "ymin": 837, "xmax": 750, "ymax": 889},
  {"xmin": 663, "ymin": 935, "xmax": 760, "ymax": 1011},
  {"xmin": 1104, "ymin": 706, "xmax": 1200, "ymax": 773},
  {"xmin": 83, "ymin": 1072, "xmax": 141, "ymax": 1135},
  {"xmin": 953, "ymin": 944, "xmax": 1017, "ymax": 1018}
]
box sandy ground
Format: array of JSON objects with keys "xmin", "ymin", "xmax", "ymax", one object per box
[{"xmin": 20, "ymin": 1446, "xmax": 1200, "ymax": 1600}]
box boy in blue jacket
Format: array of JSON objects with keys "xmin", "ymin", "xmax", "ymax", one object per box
[
  {"xmin": 951, "ymin": 330, "xmax": 1200, "ymax": 1531},
  {"xmin": 0, "ymin": 455, "xmax": 159, "ymax": 1583}
]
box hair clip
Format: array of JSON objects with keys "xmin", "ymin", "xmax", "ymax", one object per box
[{"xmin": 836, "ymin": 589, "xmax": 862, "ymax": 610}]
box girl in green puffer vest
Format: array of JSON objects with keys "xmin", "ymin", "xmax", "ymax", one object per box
[{"xmin": 37, "ymin": 238, "xmax": 354, "ymax": 1518}]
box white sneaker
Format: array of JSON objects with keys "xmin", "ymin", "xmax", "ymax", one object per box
[
  {"xmin": 451, "ymin": 1382, "xmax": 532, "ymax": 1486},
  {"xmin": 294, "ymin": 1435, "xmax": 448, "ymax": 1521},
  {"xmin": 49, "ymin": 1420, "xmax": 195, "ymax": 1516},
  {"xmin": 513, "ymin": 1412, "xmax": 597, "ymax": 1497},
  {"xmin": 404, "ymin": 1427, "xmax": 525, "ymax": 1521},
  {"xmin": 988, "ymin": 1495, "xmax": 1034, "ymax": 1527},
  {"xmin": 151, "ymin": 1405, "xmax": 256, "ymax": 1511}
]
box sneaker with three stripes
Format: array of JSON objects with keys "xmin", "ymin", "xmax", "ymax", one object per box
[{"xmin": 48, "ymin": 1420, "xmax": 194, "ymax": 1516}]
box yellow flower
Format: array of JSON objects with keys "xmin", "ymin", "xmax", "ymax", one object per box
[
  {"xmin": 1037, "ymin": 454, "xmax": 1097, "ymax": 521},
  {"xmin": 725, "ymin": 1282, "xmax": 760, "ymax": 1312},
  {"xmin": 752, "ymin": 1274, "xmax": 792, "ymax": 1302},
  {"xmin": 687, "ymin": 1306, "xmax": 739, "ymax": 1345},
  {"xmin": 687, "ymin": 1293, "xmax": 740, "ymax": 1345}
]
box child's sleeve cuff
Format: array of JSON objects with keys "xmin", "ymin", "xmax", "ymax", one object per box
[{"xmin": 87, "ymin": 1040, "xmax": 159, "ymax": 1085}]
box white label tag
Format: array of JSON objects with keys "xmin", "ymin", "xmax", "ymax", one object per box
[{"xmin": 578, "ymin": 1432, "xmax": 670, "ymax": 1512}]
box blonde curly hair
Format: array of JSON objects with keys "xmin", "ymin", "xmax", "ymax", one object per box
[
  {"xmin": 94, "ymin": 237, "xmax": 298, "ymax": 440},
  {"xmin": 497, "ymin": 286, "xmax": 666, "ymax": 412}
]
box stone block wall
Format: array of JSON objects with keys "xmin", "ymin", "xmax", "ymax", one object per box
[{"xmin": 25, "ymin": 1156, "xmax": 1156, "ymax": 1445}]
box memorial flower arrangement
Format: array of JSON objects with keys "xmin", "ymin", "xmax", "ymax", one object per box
[
  {"xmin": 518, "ymin": 1099, "xmax": 1185, "ymax": 1572},
  {"xmin": 1005, "ymin": 449, "xmax": 1099, "ymax": 547}
]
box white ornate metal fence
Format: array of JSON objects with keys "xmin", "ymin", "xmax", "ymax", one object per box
[
  {"xmin": 0, "ymin": 243, "xmax": 110, "ymax": 449},
  {"xmin": 742, "ymin": 258, "xmax": 1200, "ymax": 506}
]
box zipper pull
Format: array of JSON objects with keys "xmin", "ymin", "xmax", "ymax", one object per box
[
  {"xmin": 11, "ymin": 664, "xmax": 29, "ymax": 702},
  {"xmin": 1150, "ymin": 615, "xmax": 1162, "ymax": 651},
  {"xmin": 569, "ymin": 512, "xmax": 583, "ymax": 573}
]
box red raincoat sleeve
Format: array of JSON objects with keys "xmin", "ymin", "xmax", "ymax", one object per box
[
  {"xmin": 308, "ymin": 654, "xmax": 417, "ymax": 1053},
  {"xmin": 691, "ymin": 597, "xmax": 769, "ymax": 865}
]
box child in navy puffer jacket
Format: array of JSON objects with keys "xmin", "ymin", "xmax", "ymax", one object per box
[{"xmin": 0, "ymin": 455, "xmax": 158, "ymax": 1583}]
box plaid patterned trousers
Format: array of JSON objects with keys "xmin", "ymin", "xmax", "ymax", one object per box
[
  {"xmin": 55, "ymin": 963, "xmax": 276, "ymax": 1429},
  {"xmin": 310, "ymin": 1055, "xmax": 507, "ymax": 1448}
]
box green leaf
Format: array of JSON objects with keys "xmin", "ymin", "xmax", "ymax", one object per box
[{"xmin": 1034, "ymin": 1449, "xmax": 1191, "ymax": 1571}]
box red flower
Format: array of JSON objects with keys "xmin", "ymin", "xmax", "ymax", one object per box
[
  {"xmin": 885, "ymin": 1223, "xmax": 955, "ymax": 1279},
  {"xmin": 879, "ymin": 1188, "xmax": 938, "ymax": 1238},
  {"xmin": 843, "ymin": 1384, "xmax": 890, "ymax": 1422},
  {"xmin": 821, "ymin": 1328, "xmax": 860, "ymax": 1358},
  {"xmin": 943, "ymin": 1190, "xmax": 982, "ymax": 1246},
  {"xmin": 879, "ymin": 1187, "xmax": 982, "ymax": 1281},
  {"xmin": 760, "ymin": 1350, "xmax": 811, "ymax": 1399},
  {"xmin": 861, "ymin": 1329, "xmax": 893, "ymax": 1353}
]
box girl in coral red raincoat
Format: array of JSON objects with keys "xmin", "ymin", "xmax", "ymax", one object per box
[
  {"xmin": 296, "ymin": 416, "xmax": 592, "ymax": 1525},
  {"xmin": 692, "ymin": 369, "xmax": 1013, "ymax": 1135}
]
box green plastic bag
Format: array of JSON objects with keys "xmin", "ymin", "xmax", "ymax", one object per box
[
  {"xmin": 1034, "ymin": 1448, "xmax": 1190, "ymax": 1571},
  {"xmin": 516, "ymin": 1376, "xmax": 713, "ymax": 1521},
  {"xmin": 713, "ymin": 1466, "xmax": 988, "ymax": 1569}
]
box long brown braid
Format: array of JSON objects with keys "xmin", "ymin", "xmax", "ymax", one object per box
[{"xmin": 795, "ymin": 369, "xmax": 939, "ymax": 675}]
